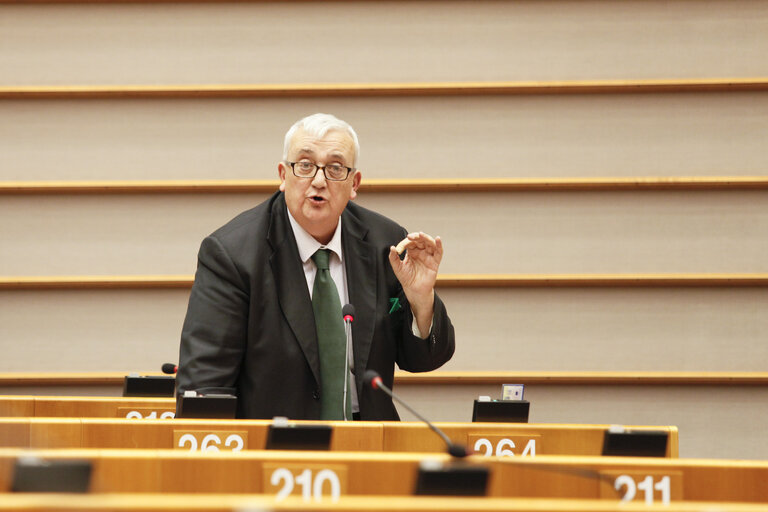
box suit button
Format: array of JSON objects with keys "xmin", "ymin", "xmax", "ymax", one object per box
[{"xmin": 312, "ymin": 390, "xmax": 320, "ymax": 400}]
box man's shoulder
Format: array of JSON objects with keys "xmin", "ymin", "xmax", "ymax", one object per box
[{"xmin": 208, "ymin": 192, "xmax": 280, "ymax": 245}]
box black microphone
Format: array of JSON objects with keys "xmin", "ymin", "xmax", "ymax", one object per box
[
  {"xmin": 342, "ymin": 303, "xmax": 355, "ymax": 324},
  {"xmin": 161, "ymin": 363, "xmax": 178, "ymax": 375},
  {"xmin": 363, "ymin": 370, "xmax": 468, "ymax": 458},
  {"xmin": 341, "ymin": 304, "xmax": 355, "ymax": 421}
]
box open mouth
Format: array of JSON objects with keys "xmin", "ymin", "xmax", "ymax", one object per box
[{"xmin": 309, "ymin": 195, "xmax": 326, "ymax": 203}]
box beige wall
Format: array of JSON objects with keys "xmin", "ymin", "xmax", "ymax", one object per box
[
  {"xmin": 3, "ymin": 190, "xmax": 768, "ymax": 275},
  {"xmin": 1, "ymin": 0, "xmax": 766, "ymax": 460},
  {"xmin": 2, "ymin": 94, "xmax": 768, "ymax": 181},
  {"xmin": 2, "ymin": 1, "xmax": 768, "ymax": 85},
  {"xmin": 3, "ymin": 286, "xmax": 767, "ymax": 374}
]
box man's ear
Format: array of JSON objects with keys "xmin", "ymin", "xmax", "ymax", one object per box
[
  {"xmin": 277, "ymin": 162, "xmax": 287, "ymax": 192},
  {"xmin": 349, "ymin": 169, "xmax": 362, "ymax": 200}
]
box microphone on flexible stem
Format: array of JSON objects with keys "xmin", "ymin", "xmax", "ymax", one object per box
[
  {"xmin": 161, "ymin": 363, "xmax": 178, "ymax": 375},
  {"xmin": 341, "ymin": 304, "xmax": 355, "ymax": 422},
  {"xmin": 364, "ymin": 370, "xmax": 468, "ymax": 458}
]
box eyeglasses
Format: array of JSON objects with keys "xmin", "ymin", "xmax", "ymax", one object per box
[{"xmin": 287, "ymin": 161, "xmax": 355, "ymax": 181}]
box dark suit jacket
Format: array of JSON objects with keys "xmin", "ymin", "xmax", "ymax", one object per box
[{"xmin": 177, "ymin": 191, "xmax": 455, "ymax": 420}]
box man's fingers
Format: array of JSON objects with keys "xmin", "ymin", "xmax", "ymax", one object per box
[
  {"xmin": 388, "ymin": 246, "xmax": 402, "ymax": 269},
  {"xmin": 395, "ymin": 232, "xmax": 438, "ymax": 255},
  {"xmin": 419, "ymin": 232, "xmax": 436, "ymax": 247}
]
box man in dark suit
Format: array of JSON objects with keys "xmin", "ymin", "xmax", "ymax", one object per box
[{"xmin": 177, "ymin": 113, "xmax": 455, "ymax": 420}]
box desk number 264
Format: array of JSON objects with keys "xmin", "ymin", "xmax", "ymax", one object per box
[{"xmin": 473, "ymin": 438, "xmax": 536, "ymax": 457}]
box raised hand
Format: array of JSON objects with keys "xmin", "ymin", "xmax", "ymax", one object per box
[{"xmin": 388, "ymin": 232, "xmax": 444, "ymax": 337}]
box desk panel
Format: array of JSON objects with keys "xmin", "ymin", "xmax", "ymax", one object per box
[
  {"xmin": 0, "ymin": 397, "xmax": 34, "ymax": 417},
  {"xmin": 0, "ymin": 449, "xmax": 764, "ymax": 503},
  {"xmin": 0, "ymin": 418, "xmax": 677, "ymax": 458},
  {"xmin": 382, "ymin": 422, "xmax": 678, "ymax": 458},
  {"xmin": 2, "ymin": 494, "xmax": 767, "ymax": 512}
]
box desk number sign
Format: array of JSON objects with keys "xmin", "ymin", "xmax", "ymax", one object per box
[{"xmin": 173, "ymin": 430, "xmax": 248, "ymax": 452}]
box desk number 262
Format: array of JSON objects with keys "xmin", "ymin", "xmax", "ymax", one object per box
[{"xmin": 473, "ymin": 438, "xmax": 536, "ymax": 457}]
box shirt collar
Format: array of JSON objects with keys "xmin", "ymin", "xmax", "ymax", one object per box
[{"xmin": 286, "ymin": 208, "xmax": 343, "ymax": 264}]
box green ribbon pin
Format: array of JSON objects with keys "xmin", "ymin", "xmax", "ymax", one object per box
[{"xmin": 388, "ymin": 297, "xmax": 402, "ymax": 314}]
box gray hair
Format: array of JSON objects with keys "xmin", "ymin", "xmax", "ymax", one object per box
[{"xmin": 282, "ymin": 113, "xmax": 360, "ymax": 167}]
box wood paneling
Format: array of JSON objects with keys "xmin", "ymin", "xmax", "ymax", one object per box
[
  {"xmin": 0, "ymin": 417, "xmax": 678, "ymax": 457},
  {"xmin": 0, "ymin": 448, "xmax": 766, "ymax": 501},
  {"xmin": 0, "ymin": 494, "xmax": 759, "ymax": 512},
  {"xmin": 3, "ymin": 274, "xmax": 768, "ymax": 290},
  {"xmin": 2, "ymin": 78, "xmax": 768, "ymax": 99},
  {"xmin": 3, "ymin": 176, "xmax": 768, "ymax": 195}
]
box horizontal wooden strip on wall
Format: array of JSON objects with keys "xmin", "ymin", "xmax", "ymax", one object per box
[
  {"xmin": 2, "ymin": 78, "xmax": 768, "ymax": 99},
  {"xmin": 3, "ymin": 274, "xmax": 768, "ymax": 290},
  {"xmin": 0, "ymin": 275, "xmax": 193, "ymax": 290},
  {"xmin": 3, "ymin": 177, "xmax": 768, "ymax": 195},
  {"xmin": 438, "ymin": 274, "xmax": 768, "ymax": 288},
  {"xmin": 398, "ymin": 371, "xmax": 768, "ymax": 386},
  {"xmin": 1, "ymin": 371, "xmax": 767, "ymax": 387}
]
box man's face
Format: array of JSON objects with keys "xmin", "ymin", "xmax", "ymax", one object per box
[{"xmin": 278, "ymin": 128, "xmax": 361, "ymax": 244}]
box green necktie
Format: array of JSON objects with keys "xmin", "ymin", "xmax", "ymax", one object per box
[{"xmin": 311, "ymin": 249, "xmax": 352, "ymax": 420}]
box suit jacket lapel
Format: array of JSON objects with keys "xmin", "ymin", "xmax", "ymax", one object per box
[
  {"xmin": 267, "ymin": 193, "xmax": 320, "ymax": 385},
  {"xmin": 341, "ymin": 208, "xmax": 377, "ymax": 389}
]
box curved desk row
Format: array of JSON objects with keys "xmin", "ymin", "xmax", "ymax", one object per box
[
  {"xmin": 0, "ymin": 449, "xmax": 764, "ymax": 503},
  {"xmin": 0, "ymin": 417, "xmax": 678, "ymax": 458}
]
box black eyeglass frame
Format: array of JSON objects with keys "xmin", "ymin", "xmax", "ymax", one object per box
[{"xmin": 286, "ymin": 161, "xmax": 355, "ymax": 181}]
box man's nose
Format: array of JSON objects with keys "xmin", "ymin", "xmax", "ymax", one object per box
[{"xmin": 311, "ymin": 166, "xmax": 328, "ymax": 187}]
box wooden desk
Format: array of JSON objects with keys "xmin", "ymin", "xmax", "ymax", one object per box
[
  {"xmin": 2, "ymin": 374, "xmax": 765, "ymax": 460},
  {"xmin": 0, "ymin": 418, "xmax": 382, "ymax": 452},
  {"xmin": 1, "ymin": 494, "xmax": 767, "ymax": 512},
  {"xmin": 0, "ymin": 396, "xmax": 175, "ymax": 419},
  {"xmin": 382, "ymin": 422, "xmax": 678, "ymax": 457},
  {"xmin": 0, "ymin": 449, "xmax": 765, "ymax": 504},
  {"xmin": 0, "ymin": 418, "xmax": 678, "ymax": 457}
]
